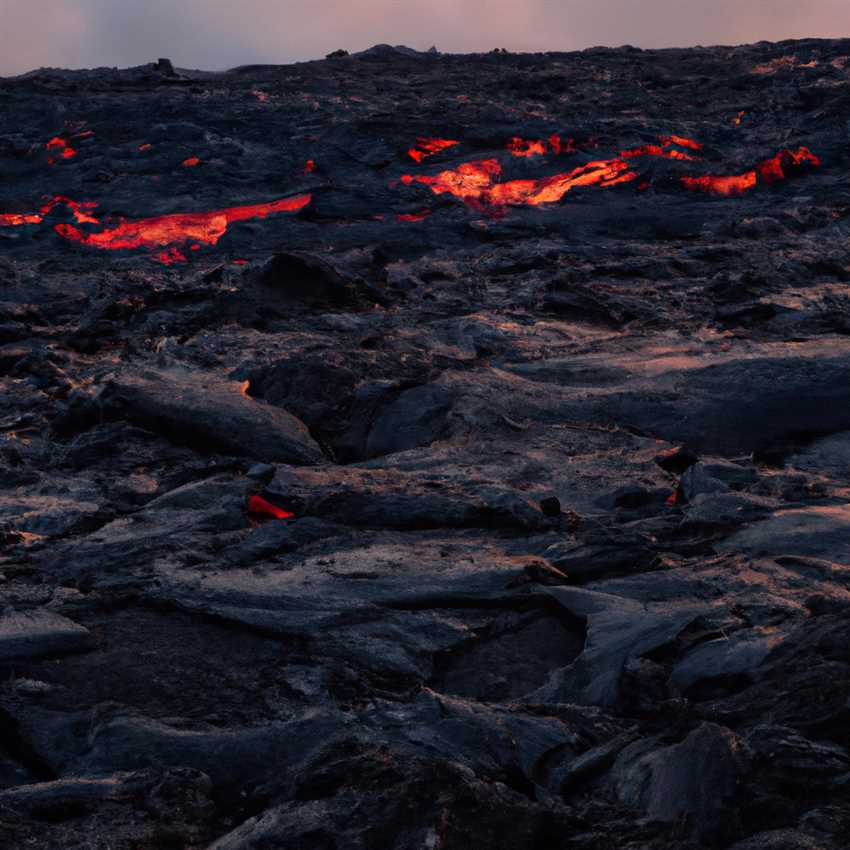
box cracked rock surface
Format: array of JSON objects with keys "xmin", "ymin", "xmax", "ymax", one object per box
[{"xmin": 2, "ymin": 38, "xmax": 850, "ymax": 849}]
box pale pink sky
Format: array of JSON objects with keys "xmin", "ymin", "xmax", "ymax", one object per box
[{"xmin": 1, "ymin": 0, "xmax": 848, "ymax": 76}]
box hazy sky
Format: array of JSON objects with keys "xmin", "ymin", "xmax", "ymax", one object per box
[{"xmin": 2, "ymin": 0, "xmax": 848, "ymax": 76}]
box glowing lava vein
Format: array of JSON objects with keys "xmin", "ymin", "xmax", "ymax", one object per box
[{"xmin": 54, "ymin": 195, "xmax": 312, "ymax": 258}]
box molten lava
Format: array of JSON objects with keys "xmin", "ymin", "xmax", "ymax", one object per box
[
  {"xmin": 507, "ymin": 135, "xmax": 581, "ymax": 157},
  {"xmin": 507, "ymin": 137, "xmax": 548, "ymax": 157},
  {"xmin": 0, "ymin": 196, "xmax": 99, "ymax": 228},
  {"xmin": 620, "ymin": 135, "xmax": 702, "ymax": 162},
  {"xmin": 401, "ymin": 157, "xmax": 637, "ymax": 211},
  {"xmin": 395, "ymin": 210, "xmax": 430, "ymax": 222},
  {"xmin": 682, "ymin": 147, "xmax": 820, "ymax": 195},
  {"xmin": 46, "ymin": 136, "xmax": 77, "ymax": 164},
  {"xmin": 153, "ymin": 247, "xmax": 188, "ymax": 266},
  {"xmin": 248, "ymin": 494, "xmax": 294, "ymax": 520},
  {"xmin": 54, "ymin": 195, "xmax": 311, "ymax": 257},
  {"xmin": 407, "ymin": 138, "xmax": 459, "ymax": 163},
  {"xmin": 0, "ymin": 213, "xmax": 43, "ymax": 226},
  {"xmin": 658, "ymin": 135, "xmax": 702, "ymax": 151},
  {"xmin": 304, "ymin": 159, "xmax": 316, "ymax": 173},
  {"xmin": 621, "ymin": 144, "xmax": 696, "ymax": 161},
  {"xmin": 182, "ymin": 157, "xmax": 201, "ymax": 167}
]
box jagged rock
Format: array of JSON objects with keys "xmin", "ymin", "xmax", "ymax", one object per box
[{"xmin": 608, "ymin": 723, "xmax": 750, "ymax": 843}]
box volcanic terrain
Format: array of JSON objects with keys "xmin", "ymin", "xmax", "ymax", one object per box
[{"xmin": 2, "ymin": 38, "xmax": 850, "ymax": 849}]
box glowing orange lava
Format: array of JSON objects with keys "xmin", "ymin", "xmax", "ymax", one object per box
[
  {"xmin": 182, "ymin": 157, "xmax": 201, "ymax": 167},
  {"xmin": 507, "ymin": 137, "xmax": 548, "ymax": 157},
  {"xmin": 46, "ymin": 136, "xmax": 77, "ymax": 164},
  {"xmin": 621, "ymin": 135, "xmax": 701, "ymax": 162},
  {"xmin": 507, "ymin": 134, "xmax": 581, "ymax": 157},
  {"xmin": 248, "ymin": 494, "xmax": 294, "ymax": 520},
  {"xmin": 407, "ymin": 138, "xmax": 459, "ymax": 163},
  {"xmin": 0, "ymin": 196, "xmax": 99, "ymax": 228},
  {"xmin": 682, "ymin": 147, "xmax": 820, "ymax": 196},
  {"xmin": 54, "ymin": 195, "xmax": 311, "ymax": 256},
  {"xmin": 153, "ymin": 247, "xmax": 188, "ymax": 265},
  {"xmin": 0, "ymin": 212, "xmax": 43, "ymax": 226},
  {"xmin": 658, "ymin": 135, "xmax": 702, "ymax": 151},
  {"xmin": 401, "ymin": 157, "xmax": 637, "ymax": 211}
]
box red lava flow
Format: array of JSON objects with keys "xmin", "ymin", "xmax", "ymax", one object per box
[
  {"xmin": 182, "ymin": 156, "xmax": 201, "ymax": 167},
  {"xmin": 46, "ymin": 136, "xmax": 77, "ymax": 164},
  {"xmin": 407, "ymin": 138, "xmax": 459, "ymax": 163},
  {"xmin": 400, "ymin": 157, "xmax": 637, "ymax": 212},
  {"xmin": 682, "ymin": 147, "xmax": 820, "ymax": 195},
  {"xmin": 0, "ymin": 196, "xmax": 99, "ymax": 228},
  {"xmin": 54, "ymin": 194, "xmax": 311, "ymax": 262}
]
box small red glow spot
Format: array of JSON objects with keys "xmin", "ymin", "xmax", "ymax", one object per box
[
  {"xmin": 153, "ymin": 247, "xmax": 188, "ymax": 265},
  {"xmin": 45, "ymin": 136, "xmax": 77, "ymax": 162},
  {"xmin": 182, "ymin": 157, "xmax": 201, "ymax": 167},
  {"xmin": 139, "ymin": 143, "xmax": 152, "ymax": 152},
  {"xmin": 304, "ymin": 159, "xmax": 316, "ymax": 173},
  {"xmin": 248, "ymin": 494, "xmax": 294, "ymax": 520},
  {"xmin": 395, "ymin": 210, "xmax": 430, "ymax": 222}
]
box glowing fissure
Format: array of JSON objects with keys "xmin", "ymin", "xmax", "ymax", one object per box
[
  {"xmin": 681, "ymin": 147, "xmax": 820, "ymax": 196},
  {"xmin": 407, "ymin": 138, "xmax": 459, "ymax": 163}
]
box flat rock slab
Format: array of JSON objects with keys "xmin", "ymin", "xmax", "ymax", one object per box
[
  {"xmin": 101, "ymin": 368, "xmax": 324, "ymax": 465},
  {"xmin": 0, "ymin": 609, "xmax": 92, "ymax": 661},
  {"xmin": 718, "ymin": 505, "xmax": 850, "ymax": 564}
]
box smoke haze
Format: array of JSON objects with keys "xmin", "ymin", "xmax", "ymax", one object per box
[{"xmin": 2, "ymin": 0, "xmax": 848, "ymax": 76}]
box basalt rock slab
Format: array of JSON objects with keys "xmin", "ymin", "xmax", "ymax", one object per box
[
  {"xmin": 99, "ymin": 368, "xmax": 324, "ymax": 465},
  {"xmin": 608, "ymin": 723, "xmax": 750, "ymax": 844},
  {"xmin": 0, "ymin": 610, "xmax": 92, "ymax": 661}
]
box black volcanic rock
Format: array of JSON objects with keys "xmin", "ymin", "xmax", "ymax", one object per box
[{"xmin": 3, "ymin": 37, "xmax": 850, "ymax": 850}]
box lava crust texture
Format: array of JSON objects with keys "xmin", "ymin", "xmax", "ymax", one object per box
[{"xmin": 2, "ymin": 39, "xmax": 850, "ymax": 850}]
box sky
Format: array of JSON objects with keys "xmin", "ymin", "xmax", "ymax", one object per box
[{"xmin": 1, "ymin": 0, "xmax": 848, "ymax": 76}]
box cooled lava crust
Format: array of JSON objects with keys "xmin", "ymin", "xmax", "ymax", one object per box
[{"xmin": 2, "ymin": 39, "xmax": 850, "ymax": 850}]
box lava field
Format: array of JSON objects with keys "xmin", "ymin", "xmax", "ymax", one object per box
[{"xmin": 2, "ymin": 38, "xmax": 850, "ymax": 849}]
